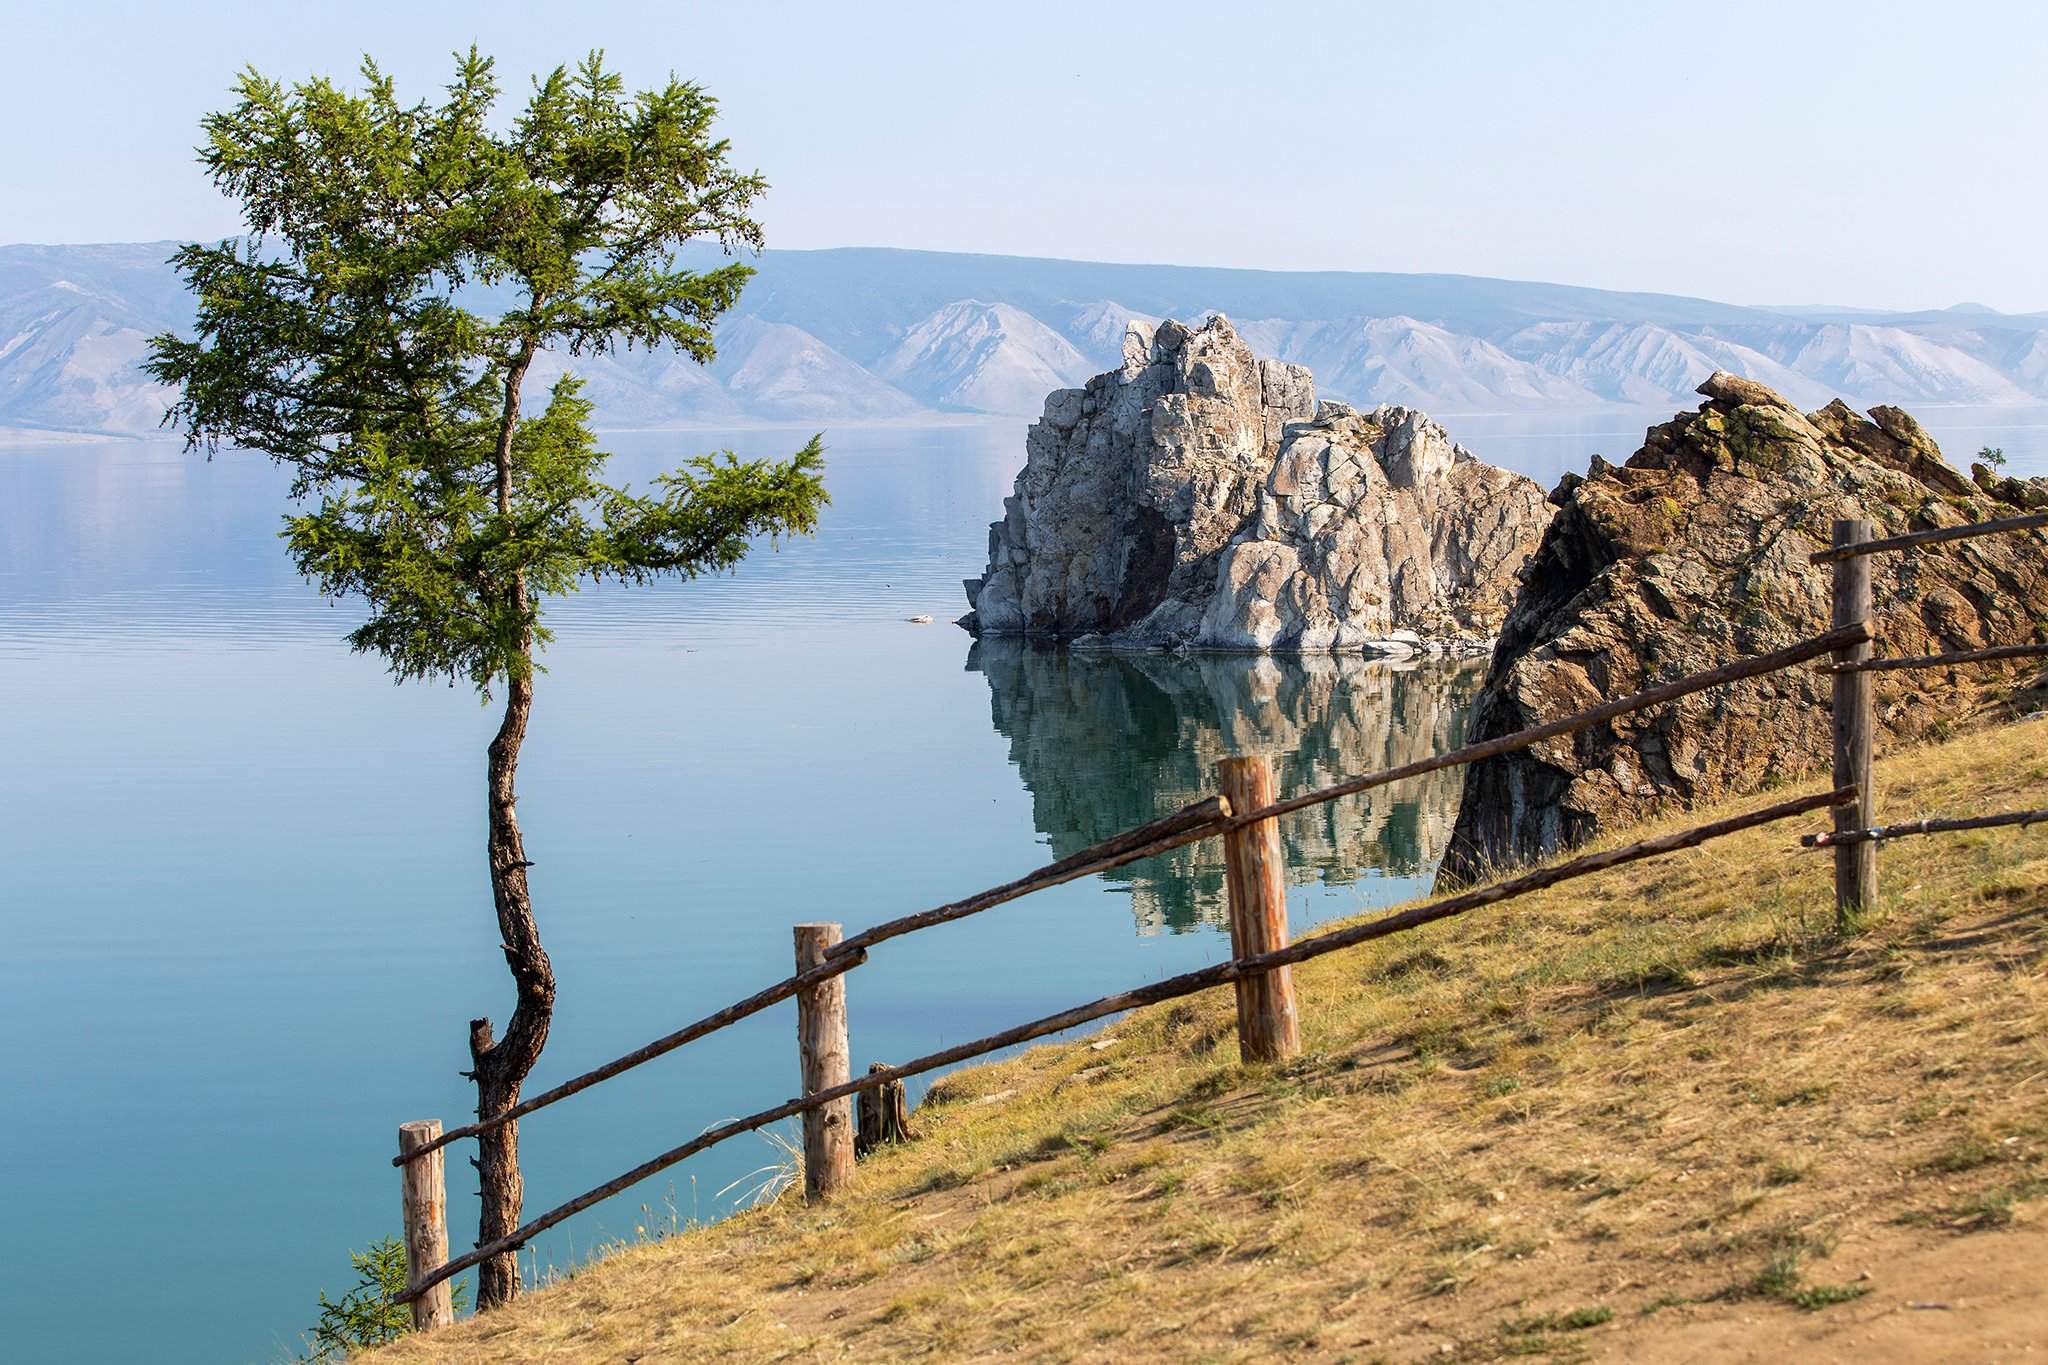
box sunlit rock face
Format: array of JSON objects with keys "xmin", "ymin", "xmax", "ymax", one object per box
[
  {"xmin": 969, "ymin": 641, "xmax": 1485, "ymax": 933},
  {"xmin": 1439, "ymin": 372, "xmax": 2048, "ymax": 885},
  {"xmin": 961, "ymin": 316, "xmax": 1550, "ymax": 655}
]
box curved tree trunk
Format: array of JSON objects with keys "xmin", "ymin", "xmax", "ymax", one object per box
[
  {"xmin": 469, "ymin": 661, "xmax": 554, "ymax": 1309},
  {"xmin": 471, "ymin": 342, "xmax": 553, "ymax": 1310}
]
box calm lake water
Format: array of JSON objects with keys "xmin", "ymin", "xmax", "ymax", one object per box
[{"xmin": 3, "ymin": 404, "xmax": 2041, "ymax": 1364}]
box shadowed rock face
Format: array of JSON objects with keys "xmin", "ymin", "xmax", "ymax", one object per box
[
  {"xmin": 961, "ymin": 316, "xmax": 1550, "ymax": 655},
  {"xmin": 969, "ymin": 640, "xmax": 1484, "ymax": 932},
  {"xmin": 1438, "ymin": 372, "xmax": 2048, "ymax": 886}
]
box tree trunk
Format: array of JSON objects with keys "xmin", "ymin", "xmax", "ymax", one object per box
[
  {"xmin": 468, "ymin": 666, "xmax": 554, "ymax": 1309},
  {"xmin": 471, "ymin": 340, "xmax": 552, "ymax": 1311}
]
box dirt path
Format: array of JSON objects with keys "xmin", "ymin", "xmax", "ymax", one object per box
[{"xmin": 1601, "ymin": 1220, "xmax": 2045, "ymax": 1363}]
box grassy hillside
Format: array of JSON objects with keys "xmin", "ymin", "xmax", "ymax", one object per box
[{"xmin": 373, "ymin": 716, "xmax": 2046, "ymax": 1363}]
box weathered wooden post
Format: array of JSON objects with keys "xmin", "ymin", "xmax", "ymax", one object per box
[
  {"xmin": 855, "ymin": 1061, "xmax": 911, "ymax": 1157},
  {"xmin": 1217, "ymin": 755, "xmax": 1302, "ymax": 1063},
  {"xmin": 793, "ymin": 922, "xmax": 855, "ymax": 1201},
  {"xmin": 397, "ymin": 1120, "xmax": 454, "ymax": 1330},
  {"xmin": 1830, "ymin": 518, "xmax": 1878, "ymax": 924}
]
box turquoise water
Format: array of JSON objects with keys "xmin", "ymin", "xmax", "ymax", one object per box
[
  {"xmin": 0, "ymin": 424, "xmax": 1471, "ymax": 1364},
  {"xmin": 3, "ymin": 405, "xmax": 2039, "ymax": 1364}
]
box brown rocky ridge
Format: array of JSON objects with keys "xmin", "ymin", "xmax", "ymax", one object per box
[{"xmin": 1439, "ymin": 371, "xmax": 2048, "ymax": 884}]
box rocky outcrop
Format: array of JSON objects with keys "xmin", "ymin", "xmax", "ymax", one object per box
[
  {"xmin": 1439, "ymin": 372, "xmax": 2048, "ymax": 884},
  {"xmin": 960, "ymin": 316, "xmax": 1551, "ymax": 655},
  {"xmin": 971, "ymin": 641, "xmax": 1484, "ymax": 932}
]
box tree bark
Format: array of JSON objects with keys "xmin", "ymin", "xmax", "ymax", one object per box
[
  {"xmin": 468, "ymin": 670, "xmax": 553, "ymax": 1309},
  {"xmin": 469, "ymin": 338, "xmax": 555, "ymax": 1311}
]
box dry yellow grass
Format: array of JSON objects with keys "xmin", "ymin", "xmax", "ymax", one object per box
[{"xmin": 372, "ymin": 715, "xmax": 2048, "ymax": 1363}]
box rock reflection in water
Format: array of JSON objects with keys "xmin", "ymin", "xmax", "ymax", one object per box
[{"xmin": 967, "ymin": 641, "xmax": 1485, "ymax": 933}]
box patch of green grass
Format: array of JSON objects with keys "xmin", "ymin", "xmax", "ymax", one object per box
[
  {"xmin": 1752, "ymin": 1246, "xmax": 1869, "ymax": 1311},
  {"xmin": 1903, "ymin": 1092, "xmax": 1959, "ymax": 1126},
  {"xmin": 1164, "ymin": 1105, "xmax": 1227, "ymax": 1136},
  {"xmin": 1501, "ymin": 1306, "xmax": 1611, "ymax": 1332},
  {"xmin": 1780, "ymin": 1281, "xmax": 1869, "ymax": 1311},
  {"xmin": 1948, "ymin": 1175, "xmax": 2048, "ymax": 1229},
  {"xmin": 1919, "ymin": 1133, "xmax": 2001, "ymax": 1174},
  {"xmin": 1499, "ymin": 1305, "xmax": 1613, "ymax": 1357},
  {"xmin": 1772, "ymin": 1082, "xmax": 1834, "ymax": 1107},
  {"xmin": 1704, "ymin": 1186, "xmax": 1770, "ymax": 1225},
  {"xmin": 1384, "ymin": 947, "xmax": 1453, "ymax": 981}
]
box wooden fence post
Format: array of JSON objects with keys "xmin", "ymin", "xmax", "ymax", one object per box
[
  {"xmin": 1217, "ymin": 756, "xmax": 1302, "ymax": 1063},
  {"xmin": 793, "ymin": 922, "xmax": 855, "ymax": 1201},
  {"xmin": 398, "ymin": 1120, "xmax": 454, "ymax": 1331},
  {"xmin": 1830, "ymin": 518, "xmax": 1878, "ymax": 924}
]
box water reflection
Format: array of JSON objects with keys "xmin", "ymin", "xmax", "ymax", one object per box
[{"xmin": 968, "ymin": 641, "xmax": 1485, "ymax": 933}]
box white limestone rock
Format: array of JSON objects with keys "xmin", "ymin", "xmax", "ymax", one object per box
[{"xmin": 960, "ymin": 317, "xmax": 1551, "ymax": 654}]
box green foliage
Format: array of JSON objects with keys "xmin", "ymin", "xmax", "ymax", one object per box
[
  {"xmin": 301, "ymin": 1238, "xmax": 470, "ymax": 1361},
  {"xmin": 1752, "ymin": 1244, "xmax": 1869, "ymax": 1311},
  {"xmin": 1502, "ymin": 1304, "xmax": 1612, "ymax": 1335},
  {"xmin": 148, "ymin": 49, "xmax": 828, "ymax": 693},
  {"xmin": 1978, "ymin": 445, "xmax": 2008, "ymax": 470}
]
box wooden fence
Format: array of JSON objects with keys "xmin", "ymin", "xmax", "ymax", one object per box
[{"xmin": 386, "ymin": 514, "xmax": 2046, "ymax": 1325}]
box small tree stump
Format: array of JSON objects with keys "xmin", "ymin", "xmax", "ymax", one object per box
[{"xmin": 855, "ymin": 1063, "xmax": 911, "ymax": 1156}]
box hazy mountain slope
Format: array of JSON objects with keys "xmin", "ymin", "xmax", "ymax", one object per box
[
  {"xmin": 709, "ymin": 244, "xmax": 1782, "ymax": 362},
  {"xmin": 0, "ymin": 244, "xmax": 191, "ymax": 434},
  {"xmin": 1237, "ymin": 315, "xmax": 1599, "ymax": 410},
  {"xmin": 0, "ymin": 286, "xmax": 178, "ymax": 433},
  {"xmin": 1997, "ymin": 330, "xmax": 2048, "ymax": 394},
  {"xmin": 9, "ymin": 240, "xmax": 2048, "ymax": 436},
  {"xmin": 523, "ymin": 346, "xmax": 741, "ymax": 426},
  {"xmin": 877, "ymin": 301, "xmax": 1093, "ymax": 413},
  {"xmin": 1502, "ymin": 321, "xmax": 1836, "ymax": 409},
  {"xmin": 708, "ymin": 317, "xmax": 921, "ymax": 419},
  {"xmin": 1786, "ymin": 324, "xmax": 2032, "ymax": 405},
  {"xmin": 0, "ymin": 241, "xmax": 194, "ymax": 329},
  {"xmin": 1063, "ymin": 299, "xmax": 1163, "ymax": 369}
]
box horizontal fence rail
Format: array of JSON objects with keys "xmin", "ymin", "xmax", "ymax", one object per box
[
  {"xmin": 1801, "ymin": 806, "xmax": 2048, "ymax": 848},
  {"xmin": 393, "ymin": 784, "xmax": 1853, "ymax": 1305},
  {"xmin": 1809, "ymin": 510, "xmax": 2048, "ymax": 564},
  {"xmin": 829, "ymin": 796, "xmax": 1234, "ymax": 958},
  {"xmin": 392, "ymin": 625, "xmax": 1870, "ymax": 1170},
  {"xmin": 1813, "ymin": 641, "xmax": 2048, "ymax": 675},
  {"xmin": 1220, "ymin": 626, "xmax": 1870, "ymax": 832}
]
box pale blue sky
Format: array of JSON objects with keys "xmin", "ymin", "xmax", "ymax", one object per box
[{"xmin": 5, "ymin": 0, "xmax": 2043, "ymax": 310}]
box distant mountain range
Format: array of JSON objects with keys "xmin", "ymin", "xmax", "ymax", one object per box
[{"xmin": 6, "ymin": 240, "xmax": 2048, "ymax": 439}]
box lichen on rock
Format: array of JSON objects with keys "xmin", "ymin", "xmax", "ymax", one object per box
[
  {"xmin": 960, "ymin": 316, "xmax": 1550, "ymax": 655},
  {"xmin": 1437, "ymin": 371, "xmax": 2048, "ymax": 886}
]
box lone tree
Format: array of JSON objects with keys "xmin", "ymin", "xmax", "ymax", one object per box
[{"xmin": 148, "ymin": 51, "xmax": 827, "ymax": 1309}]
